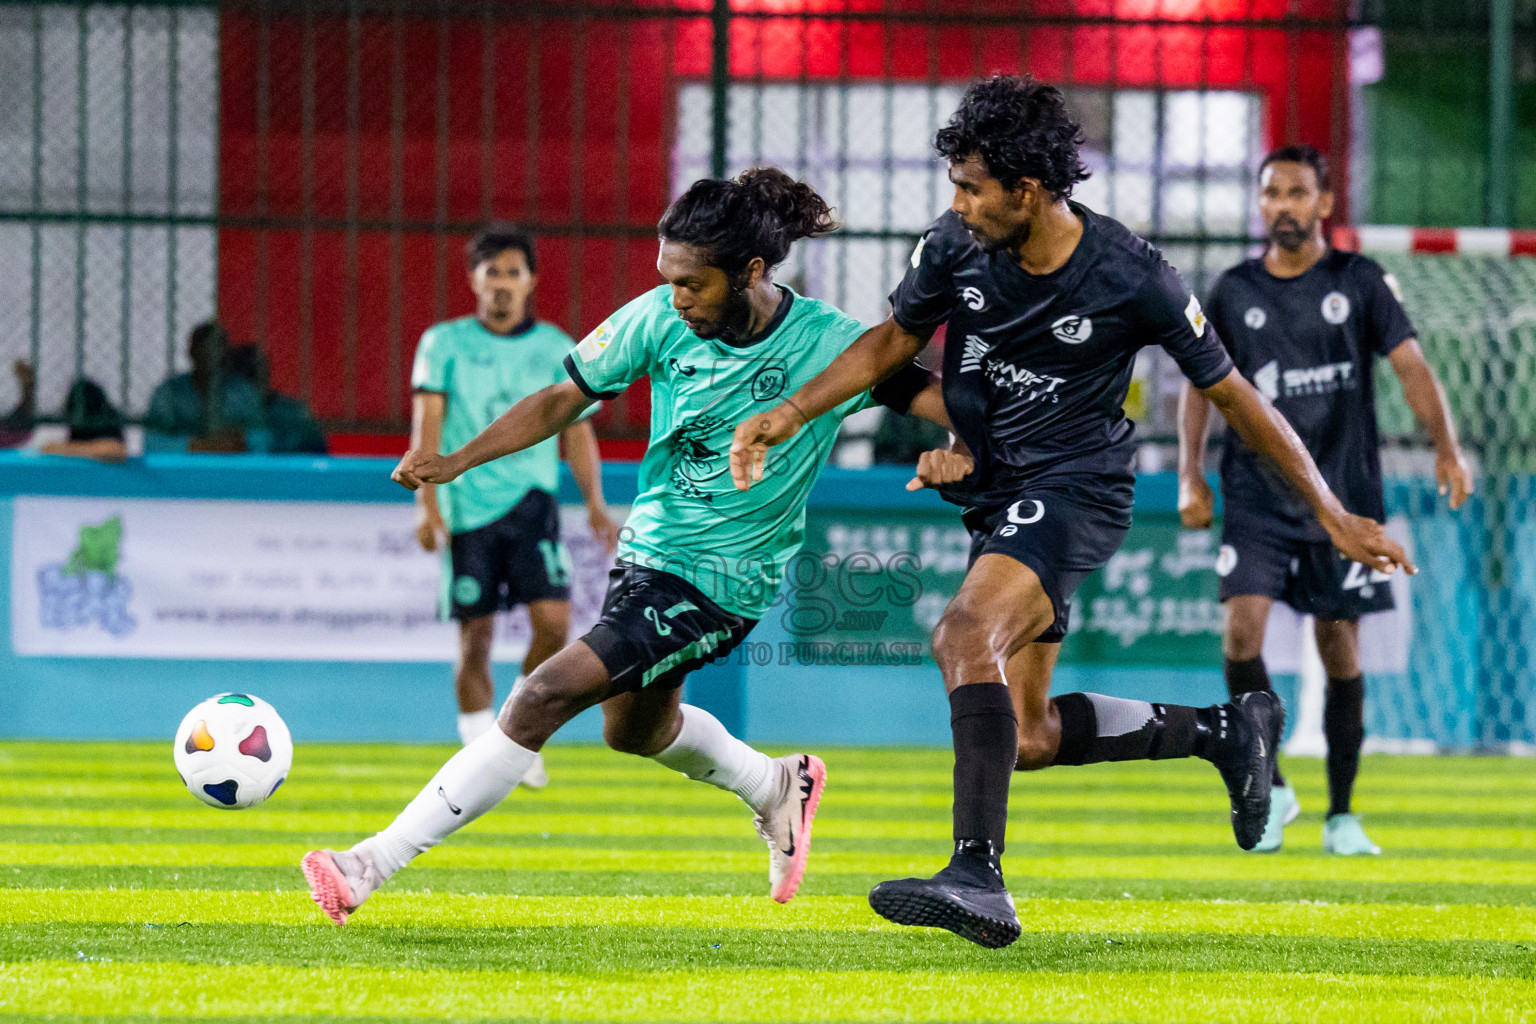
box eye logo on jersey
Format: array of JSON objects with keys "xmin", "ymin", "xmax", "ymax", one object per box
[
  {"xmin": 1006, "ymin": 500, "xmax": 1044, "ymax": 525},
  {"xmin": 1382, "ymin": 273, "xmax": 1404, "ymax": 302},
  {"xmin": 577, "ymin": 319, "xmax": 614, "ymax": 362},
  {"xmin": 910, "ymin": 237, "xmax": 926, "ymax": 269},
  {"xmin": 1051, "ymin": 315, "xmax": 1092, "ymax": 345},
  {"xmin": 961, "ymin": 286, "xmax": 986, "ymax": 311},
  {"xmin": 959, "ymin": 335, "xmax": 987, "ymax": 374},
  {"xmin": 1184, "ymin": 294, "xmax": 1207, "ymax": 337},
  {"xmin": 1253, "ymin": 361, "xmax": 1280, "ymax": 400},
  {"xmin": 1244, "ymin": 306, "xmax": 1267, "ymax": 330},
  {"xmin": 1321, "ymin": 291, "xmax": 1351, "ymax": 325}
]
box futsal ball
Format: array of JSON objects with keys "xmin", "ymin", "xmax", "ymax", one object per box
[{"xmin": 172, "ymin": 693, "xmax": 293, "ymax": 809}]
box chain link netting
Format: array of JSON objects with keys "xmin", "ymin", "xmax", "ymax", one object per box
[{"xmin": 0, "ymin": 4, "xmax": 218, "ymax": 423}]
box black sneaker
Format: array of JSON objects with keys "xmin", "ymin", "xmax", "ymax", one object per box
[
  {"xmin": 867, "ymin": 841, "xmax": 1021, "ymax": 949},
  {"xmin": 1207, "ymin": 691, "xmax": 1284, "ymax": 850}
]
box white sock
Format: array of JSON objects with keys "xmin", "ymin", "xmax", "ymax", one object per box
[
  {"xmin": 650, "ymin": 704, "xmax": 777, "ymax": 813},
  {"xmin": 457, "ymin": 709, "xmax": 496, "ymax": 746},
  {"xmin": 358, "ymin": 726, "xmax": 539, "ymax": 878}
]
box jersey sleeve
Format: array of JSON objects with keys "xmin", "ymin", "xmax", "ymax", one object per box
[
  {"xmin": 1202, "ymin": 274, "xmax": 1239, "ymax": 360},
  {"xmin": 870, "ymin": 360, "xmax": 936, "ymax": 415},
  {"xmin": 1135, "ymin": 259, "xmax": 1235, "ymax": 389},
  {"xmin": 410, "ymin": 327, "xmax": 450, "ymax": 393},
  {"xmin": 563, "ymin": 289, "xmax": 666, "ymax": 401},
  {"xmin": 1358, "ymin": 258, "xmax": 1416, "ymax": 356},
  {"xmin": 888, "ymin": 216, "xmax": 960, "ymax": 338}
]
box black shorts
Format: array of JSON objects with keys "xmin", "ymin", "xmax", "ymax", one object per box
[
  {"xmin": 443, "ymin": 489, "xmax": 571, "ymax": 621},
  {"xmin": 964, "ymin": 474, "xmax": 1135, "ymax": 644},
  {"xmin": 1217, "ymin": 525, "xmax": 1395, "ymax": 621},
  {"xmin": 580, "ymin": 562, "xmax": 757, "ymax": 693}
]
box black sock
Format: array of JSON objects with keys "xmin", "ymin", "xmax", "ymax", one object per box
[
  {"xmin": 949, "ymin": 683, "xmax": 1017, "ymax": 854},
  {"xmin": 1050, "ymin": 693, "xmax": 1202, "ymax": 765},
  {"xmin": 1324, "ymin": 675, "xmax": 1365, "ymax": 817},
  {"xmin": 1225, "ymin": 656, "xmax": 1285, "ymax": 787}
]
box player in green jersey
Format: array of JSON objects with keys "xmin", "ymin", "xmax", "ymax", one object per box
[
  {"xmin": 302, "ymin": 168, "xmax": 948, "ymax": 924},
  {"xmin": 412, "ymin": 225, "xmax": 620, "ymax": 756}
]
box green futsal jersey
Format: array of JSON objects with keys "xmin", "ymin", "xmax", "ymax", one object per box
[
  {"xmin": 564, "ymin": 284, "xmax": 884, "ymax": 619},
  {"xmin": 412, "ymin": 316, "xmax": 589, "ymax": 535}
]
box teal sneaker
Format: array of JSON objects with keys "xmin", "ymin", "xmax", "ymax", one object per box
[
  {"xmin": 1323, "ymin": 813, "xmax": 1381, "ymax": 856},
  {"xmin": 1252, "ymin": 785, "xmax": 1300, "ymax": 852}
]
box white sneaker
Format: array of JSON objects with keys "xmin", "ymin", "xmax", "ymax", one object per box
[
  {"xmin": 521, "ymin": 752, "xmax": 549, "ymax": 790},
  {"xmin": 752, "ymin": 753, "xmax": 826, "ymax": 903},
  {"xmin": 301, "ymin": 847, "xmax": 386, "ymax": 926}
]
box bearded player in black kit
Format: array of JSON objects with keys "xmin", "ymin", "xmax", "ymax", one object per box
[
  {"xmin": 1179, "ymin": 145, "xmax": 1472, "ymax": 856},
  {"xmin": 730, "ymin": 76, "xmax": 1413, "ymax": 948}
]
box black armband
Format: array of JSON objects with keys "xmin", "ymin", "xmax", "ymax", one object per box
[{"xmin": 870, "ymin": 361, "xmax": 935, "ymax": 415}]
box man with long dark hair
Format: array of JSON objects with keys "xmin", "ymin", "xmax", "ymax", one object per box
[
  {"xmin": 732, "ymin": 76, "xmax": 1413, "ymax": 948},
  {"xmin": 301, "ymin": 168, "xmax": 947, "ymax": 924}
]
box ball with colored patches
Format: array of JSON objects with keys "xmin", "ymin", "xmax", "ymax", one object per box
[{"xmin": 171, "ymin": 693, "xmax": 293, "ymax": 810}]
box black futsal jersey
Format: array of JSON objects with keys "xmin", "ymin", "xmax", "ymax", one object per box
[
  {"xmin": 1206, "ymin": 250, "xmax": 1414, "ymax": 542},
  {"xmin": 891, "ymin": 206, "xmax": 1235, "ymax": 512}
]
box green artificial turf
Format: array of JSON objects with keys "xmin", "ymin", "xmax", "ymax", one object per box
[{"xmin": 0, "ymin": 742, "xmax": 1532, "ymax": 1022}]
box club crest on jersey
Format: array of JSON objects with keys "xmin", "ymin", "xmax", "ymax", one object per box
[
  {"xmin": 1382, "ymin": 272, "xmax": 1404, "ymax": 302},
  {"xmin": 1184, "ymin": 294, "xmax": 1207, "ymax": 337},
  {"xmin": 1244, "ymin": 306, "xmax": 1267, "ymax": 330},
  {"xmin": 960, "ymin": 286, "xmax": 986, "ymax": 311},
  {"xmin": 1051, "ymin": 315, "xmax": 1092, "ymax": 345},
  {"xmin": 1321, "ymin": 291, "xmax": 1351, "ymax": 325}
]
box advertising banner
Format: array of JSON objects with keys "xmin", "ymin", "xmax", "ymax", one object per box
[{"xmin": 12, "ymin": 496, "xmax": 617, "ymax": 661}]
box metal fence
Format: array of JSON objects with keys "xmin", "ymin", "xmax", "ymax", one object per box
[
  {"xmin": 1, "ymin": 0, "xmax": 1531, "ymax": 437},
  {"xmin": 0, "ymin": 0, "xmax": 1358, "ymax": 437}
]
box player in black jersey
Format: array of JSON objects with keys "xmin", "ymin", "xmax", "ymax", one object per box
[
  {"xmin": 730, "ymin": 76, "xmax": 1413, "ymax": 948},
  {"xmin": 1179, "ymin": 145, "xmax": 1472, "ymax": 856}
]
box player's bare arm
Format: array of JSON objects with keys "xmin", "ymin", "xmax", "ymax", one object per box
[
  {"xmin": 1176, "ymin": 383, "xmax": 1216, "ymax": 530},
  {"xmin": 729, "ymin": 316, "xmax": 924, "ymax": 489},
  {"xmin": 393, "ymin": 380, "xmax": 592, "ymax": 491},
  {"xmin": 559, "ymin": 417, "xmax": 621, "ymax": 552},
  {"xmin": 1388, "ymin": 339, "xmax": 1474, "ymax": 509},
  {"xmin": 408, "ymin": 390, "xmax": 448, "ymax": 550},
  {"xmin": 1200, "ymin": 368, "xmax": 1415, "ymax": 574}
]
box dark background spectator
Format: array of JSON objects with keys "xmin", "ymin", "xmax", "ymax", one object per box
[
  {"xmin": 226, "ymin": 344, "xmax": 328, "ymax": 455},
  {"xmin": 41, "ymin": 378, "xmax": 128, "ymax": 461},
  {"xmin": 144, "ymin": 321, "xmax": 266, "ymax": 453}
]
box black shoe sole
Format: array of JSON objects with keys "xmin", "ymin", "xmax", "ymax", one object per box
[
  {"xmin": 1230, "ymin": 694, "xmax": 1284, "ymax": 851},
  {"xmin": 869, "ymin": 885, "xmax": 1021, "ymax": 949}
]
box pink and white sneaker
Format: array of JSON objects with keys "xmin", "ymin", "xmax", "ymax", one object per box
[
  {"xmin": 753, "ymin": 754, "xmax": 827, "ymax": 903},
  {"xmin": 301, "ymin": 847, "xmax": 385, "ymax": 926}
]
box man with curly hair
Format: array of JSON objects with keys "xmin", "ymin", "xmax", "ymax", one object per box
[{"xmin": 731, "ymin": 75, "xmax": 1413, "ymax": 948}]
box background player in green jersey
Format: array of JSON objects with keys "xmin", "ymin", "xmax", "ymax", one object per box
[
  {"xmin": 302, "ymin": 169, "xmax": 947, "ymax": 925},
  {"xmin": 411, "ymin": 225, "xmax": 620, "ymax": 753}
]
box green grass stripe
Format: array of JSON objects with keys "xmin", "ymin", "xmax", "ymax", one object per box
[
  {"xmin": 3, "ymin": 889, "xmax": 1532, "ymax": 942},
  {"xmin": 6, "ymin": 922, "xmax": 1532, "ymax": 981},
  {"xmin": 4, "ymin": 961, "xmax": 1533, "ymax": 1022},
  {"xmin": 9, "ymin": 864, "xmax": 1536, "ymax": 908},
  {"xmin": 3, "ymin": 805, "xmax": 1528, "ymax": 853},
  {"xmin": 6, "ymin": 841, "xmax": 1535, "ymax": 885},
  {"xmin": 5, "ymin": 778, "xmax": 1528, "ymax": 821}
]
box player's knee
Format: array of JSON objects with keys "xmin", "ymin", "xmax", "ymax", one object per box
[
  {"xmin": 1222, "ymin": 622, "xmax": 1265, "ymax": 661},
  {"xmin": 932, "ymin": 604, "xmax": 993, "ymax": 671},
  {"xmin": 458, "ymin": 617, "xmax": 495, "ymax": 660},
  {"xmin": 511, "ymin": 668, "xmax": 583, "ymax": 722},
  {"xmin": 1014, "ymin": 722, "xmax": 1055, "ymax": 772},
  {"xmin": 528, "ymin": 603, "xmax": 571, "ymax": 645}
]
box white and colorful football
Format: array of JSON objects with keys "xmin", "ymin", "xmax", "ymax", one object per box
[{"xmin": 172, "ymin": 693, "xmax": 293, "ymax": 809}]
